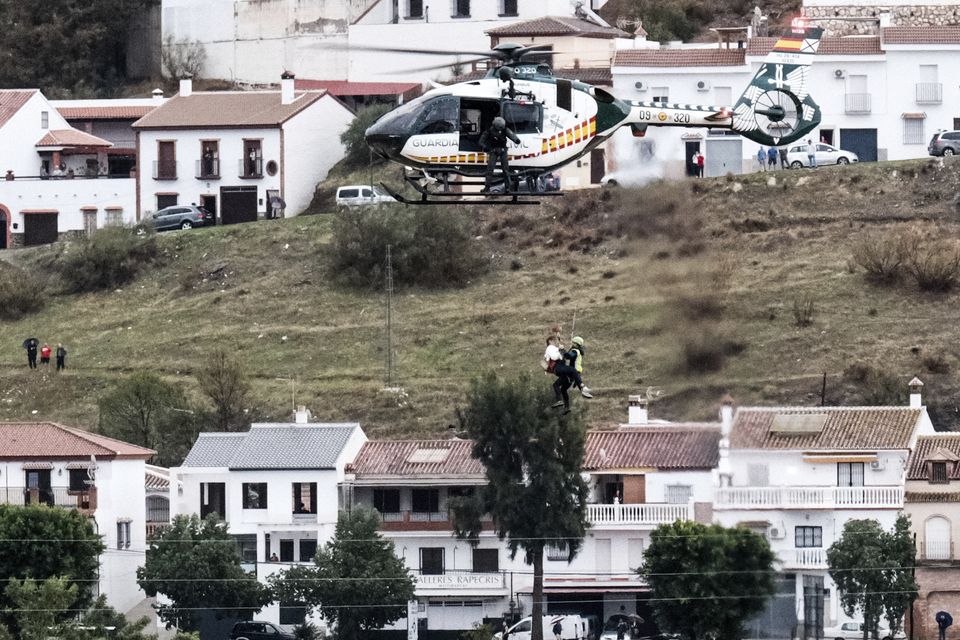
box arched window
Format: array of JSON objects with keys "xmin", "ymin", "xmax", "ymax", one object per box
[{"xmin": 925, "ymin": 516, "xmax": 951, "ymax": 560}]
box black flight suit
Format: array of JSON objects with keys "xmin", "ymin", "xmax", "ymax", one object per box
[{"xmin": 479, "ymin": 124, "xmax": 521, "ymax": 191}]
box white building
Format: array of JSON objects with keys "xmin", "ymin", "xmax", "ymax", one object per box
[
  {"xmin": 161, "ymin": 0, "xmax": 610, "ymax": 84},
  {"xmin": 133, "ymin": 76, "xmax": 354, "ymax": 222},
  {"xmin": 712, "ymin": 384, "xmax": 935, "ymax": 640},
  {"xmin": 610, "ymin": 27, "xmax": 960, "ymax": 178},
  {"xmin": 171, "ymin": 410, "xmax": 367, "ymax": 626},
  {"xmin": 0, "ymin": 422, "xmax": 155, "ymax": 613},
  {"xmin": 0, "ymin": 90, "xmax": 137, "ymax": 248},
  {"xmin": 341, "ymin": 396, "xmax": 720, "ymax": 635}
]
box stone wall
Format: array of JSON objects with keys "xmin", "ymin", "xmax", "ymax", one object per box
[
  {"xmin": 911, "ymin": 565, "xmax": 960, "ymax": 640},
  {"xmin": 803, "ymin": 5, "xmax": 960, "ymax": 35}
]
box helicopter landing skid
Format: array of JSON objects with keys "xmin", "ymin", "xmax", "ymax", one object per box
[{"xmin": 381, "ymin": 176, "xmax": 564, "ymax": 206}]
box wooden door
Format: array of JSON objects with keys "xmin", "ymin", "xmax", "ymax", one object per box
[
  {"xmin": 23, "ymin": 212, "xmax": 58, "ymax": 246},
  {"xmin": 622, "ymin": 475, "xmax": 646, "ymax": 504},
  {"xmin": 590, "ymin": 148, "xmax": 605, "ymax": 184},
  {"xmin": 157, "ymin": 141, "xmax": 176, "ymax": 178}
]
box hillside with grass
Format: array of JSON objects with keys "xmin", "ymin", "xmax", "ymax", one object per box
[{"xmin": 3, "ymin": 158, "xmax": 960, "ymax": 442}]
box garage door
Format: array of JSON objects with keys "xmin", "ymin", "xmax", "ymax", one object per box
[
  {"xmin": 23, "ymin": 211, "xmax": 59, "ymax": 246},
  {"xmin": 839, "ymin": 129, "xmax": 878, "ymax": 163},
  {"xmin": 220, "ymin": 186, "xmax": 258, "ymax": 225},
  {"xmin": 704, "ymin": 136, "xmax": 743, "ymax": 177}
]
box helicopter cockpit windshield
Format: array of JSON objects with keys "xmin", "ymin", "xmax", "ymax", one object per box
[{"xmin": 414, "ymin": 95, "xmax": 460, "ymax": 134}]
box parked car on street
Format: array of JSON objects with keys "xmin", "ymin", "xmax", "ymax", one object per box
[
  {"xmin": 335, "ymin": 184, "xmax": 395, "ymax": 208},
  {"xmin": 786, "ymin": 143, "xmax": 858, "ymax": 168},
  {"xmin": 230, "ymin": 621, "xmax": 296, "ymax": 640},
  {"xmin": 149, "ymin": 204, "xmax": 214, "ymax": 231},
  {"xmin": 928, "ymin": 130, "xmax": 960, "ymax": 156},
  {"xmin": 823, "ymin": 621, "xmax": 905, "ymax": 640}
]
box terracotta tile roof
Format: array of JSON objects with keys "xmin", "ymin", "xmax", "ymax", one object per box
[
  {"xmin": 0, "ymin": 423, "xmax": 155, "ymax": 459},
  {"xmin": 35, "ymin": 129, "xmax": 113, "ymax": 148},
  {"xmin": 0, "ymin": 89, "xmax": 37, "ymax": 128},
  {"xmin": 57, "ymin": 105, "xmax": 156, "ymax": 120},
  {"xmin": 729, "ymin": 407, "xmax": 922, "ymax": 450},
  {"xmin": 453, "ymin": 68, "xmax": 613, "ymax": 85},
  {"xmin": 487, "ymin": 16, "xmax": 631, "ymax": 39},
  {"xmin": 132, "ymin": 91, "xmax": 328, "ymax": 129},
  {"xmin": 905, "ymin": 491, "xmax": 960, "ymax": 503},
  {"xmin": 614, "ymin": 48, "xmax": 746, "ymax": 67},
  {"xmin": 746, "ymin": 36, "xmax": 882, "ymax": 57},
  {"xmin": 348, "ymin": 440, "xmax": 485, "ymax": 478},
  {"xmin": 584, "ymin": 426, "xmax": 721, "ymax": 470},
  {"xmin": 907, "ymin": 435, "xmax": 960, "ymax": 480},
  {"xmin": 883, "ymin": 27, "xmax": 960, "ymax": 45},
  {"xmin": 295, "ymin": 79, "xmax": 422, "ymax": 98}
]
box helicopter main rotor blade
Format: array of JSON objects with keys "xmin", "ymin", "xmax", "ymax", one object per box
[
  {"xmin": 307, "ymin": 41, "xmax": 496, "ymax": 57},
  {"xmin": 388, "ymin": 57, "xmax": 494, "ymax": 74}
]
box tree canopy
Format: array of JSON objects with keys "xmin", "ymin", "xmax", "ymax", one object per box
[
  {"xmin": 451, "ymin": 372, "xmax": 589, "ymax": 640},
  {"xmin": 599, "ymin": 0, "xmax": 714, "ymax": 42},
  {"xmin": 827, "ymin": 515, "xmax": 917, "ymax": 640},
  {"xmin": 0, "ymin": 0, "xmax": 157, "ymax": 96},
  {"xmin": 641, "ymin": 520, "xmax": 777, "ymax": 640},
  {"xmin": 137, "ymin": 514, "xmax": 271, "ymax": 631},
  {"xmin": 268, "ymin": 508, "xmax": 415, "ymax": 640},
  {"xmin": 340, "ymin": 104, "xmax": 392, "ymax": 168},
  {"xmin": 98, "ymin": 371, "xmax": 201, "ymax": 466},
  {"xmin": 0, "ymin": 505, "xmax": 104, "ymax": 632}
]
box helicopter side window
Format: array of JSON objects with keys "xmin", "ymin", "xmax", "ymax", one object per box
[
  {"xmin": 459, "ymin": 98, "xmax": 502, "ymax": 152},
  {"xmin": 415, "ymin": 96, "xmax": 460, "ymax": 134},
  {"xmin": 502, "ymin": 101, "xmax": 542, "ymax": 135}
]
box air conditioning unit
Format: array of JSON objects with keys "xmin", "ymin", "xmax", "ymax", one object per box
[
  {"xmin": 634, "ymin": 81, "xmax": 648, "ymax": 91},
  {"xmin": 834, "ymin": 69, "xmax": 846, "ymax": 79},
  {"xmin": 768, "ymin": 526, "xmax": 786, "ymax": 540},
  {"xmin": 870, "ymin": 459, "xmax": 885, "ymax": 471},
  {"xmin": 696, "ymin": 79, "xmax": 711, "ymax": 91}
]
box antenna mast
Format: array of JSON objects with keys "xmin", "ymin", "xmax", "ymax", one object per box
[{"xmin": 385, "ymin": 244, "xmax": 394, "ymax": 388}]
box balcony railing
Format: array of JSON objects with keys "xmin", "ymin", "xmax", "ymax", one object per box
[
  {"xmin": 239, "ymin": 158, "xmax": 263, "ymax": 179},
  {"xmin": 921, "ymin": 540, "xmax": 953, "ymax": 562},
  {"xmin": 783, "ymin": 547, "xmax": 827, "ymax": 569},
  {"xmin": 375, "ymin": 509, "xmax": 493, "ymax": 532},
  {"xmin": 916, "ymin": 82, "xmax": 943, "ymax": 104},
  {"xmin": 195, "ymin": 159, "xmax": 220, "ymax": 179},
  {"xmin": 0, "ymin": 486, "xmax": 96, "ymax": 511},
  {"xmin": 715, "ymin": 486, "xmax": 903, "ymax": 509},
  {"xmin": 146, "ymin": 522, "xmax": 168, "ymax": 538},
  {"xmin": 845, "ymin": 93, "xmax": 872, "ymax": 114},
  {"xmin": 586, "ymin": 503, "xmax": 693, "ymax": 526},
  {"xmin": 153, "ymin": 161, "xmax": 178, "ymax": 180}
]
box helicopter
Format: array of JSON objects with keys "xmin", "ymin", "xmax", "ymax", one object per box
[{"xmin": 362, "ymin": 20, "xmax": 824, "ymax": 205}]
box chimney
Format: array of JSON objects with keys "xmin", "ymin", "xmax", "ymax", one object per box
[
  {"xmin": 179, "ymin": 76, "xmax": 193, "ymax": 97},
  {"xmin": 719, "ymin": 394, "xmax": 734, "ymax": 437},
  {"xmin": 909, "ymin": 377, "xmax": 924, "ymax": 408},
  {"xmin": 294, "ymin": 405, "xmax": 311, "ymax": 424},
  {"xmin": 627, "ymin": 395, "xmax": 648, "ymax": 425},
  {"xmin": 879, "ymin": 11, "xmax": 892, "ymax": 28},
  {"xmin": 281, "ymin": 71, "xmax": 296, "ymax": 106},
  {"xmin": 151, "ymin": 88, "xmax": 164, "ymax": 102}
]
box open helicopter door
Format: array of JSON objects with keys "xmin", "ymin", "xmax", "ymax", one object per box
[{"xmin": 459, "ymin": 98, "xmax": 500, "ymax": 152}]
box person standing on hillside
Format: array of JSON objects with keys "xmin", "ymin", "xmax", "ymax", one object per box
[
  {"xmin": 56, "ymin": 343, "xmax": 67, "ymax": 371},
  {"xmin": 39, "ymin": 343, "xmax": 51, "ymax": 366},
  {"xmin": 767, "ymin": 146, "xmax": 778, "ymax": 170},
  {"xmin": 25, "ymin": 340, "xmax": 38, "ymax": 369},
  {"xmin": 756, "ymin": 146, "xmax": 767, "ymax": 171},
  {"xmin": 778, "ymin": 146, "xmax": 789, "ymax": 169},
  {"xmin": 806, "ymin": 139, "xmax": 817, "ymax": 168},
  {"xmin": 696, "ymin": 151, "xmax": 705, "ymax": 178}
]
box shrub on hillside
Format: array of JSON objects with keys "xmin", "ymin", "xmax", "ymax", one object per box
[
  {"xmin": 0, "ymin": 264, "xmax": 45, "ymax": 320},
  {"xmin": 904, "ymin": 237, "xmax": 960, "ymax": 292},
  {"xmin": 57, "ymin": 226, "xmax": 158, "ymax": 293},
  {"xmin": 851, "ymin": 230, "xmax": 905, "ymax": 284},
  {"xmin": 340, "ymin": 104, "xmax": 393, "ymax": 169},
  {"xmin": 329, "ymin": 206, "xmax": 487, "ymax": 289}
]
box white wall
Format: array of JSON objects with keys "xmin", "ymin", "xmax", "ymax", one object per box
[
  {"xmin": 0, "ymin": 178, "xmax": 137, "ymax": 239},
  {"xmin": 724, "ymin": 449, "xmax": 908, "ymax": 487},
  {"xmin": 282, "ymin": 94, "xmax": 354, "ymax": 214},
  {"xmin": 137, "ymin": 127, "xmax": 281, "ymax": 219},
  {"xmin": 0, "ymin": 92, "xmax": 72, "ymax": 176}
]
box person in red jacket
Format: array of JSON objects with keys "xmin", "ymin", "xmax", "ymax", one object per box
[{"xmin": 39, "ymin": 343, "xmax": 52, "ymax": 366}]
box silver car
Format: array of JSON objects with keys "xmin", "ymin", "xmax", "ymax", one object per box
[
  {"xmin": 150, "ymin": 205, "xmax": 214, "ymax": 231},
  {"xmin": 786, "ymin": 143, "xmax": 859, "ymax": 168}
]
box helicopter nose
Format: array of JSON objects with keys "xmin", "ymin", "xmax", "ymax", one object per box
[{"xmin": 365, "ymin": 133, "xmax": 405, "ymax": 160}]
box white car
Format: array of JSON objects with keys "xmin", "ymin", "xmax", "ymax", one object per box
[
  {"xmin": 823, "ymin": 621, "xmax": 905, "ymax": 640},
  {"xmin": 786, "ymin": 143, "xmax": 859, "ymax": 168},
  {"xmin": 335, "ymin": 184, "xmax": 395, "ymax": 208}
]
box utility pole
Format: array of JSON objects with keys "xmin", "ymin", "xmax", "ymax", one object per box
[{"xmin": 385, "ymin": 244, "xmax": 394, "ymax": 388}]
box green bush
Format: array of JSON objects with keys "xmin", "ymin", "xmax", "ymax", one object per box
[
  {"xmin": 0, "ymin": 263, "xmax": 45, "ymax": 319},
  {"xmin": 329, "ymin": 206, "xmax": 488, "ymax": 289},
  {"xmin": 340, "ymin": 104, "xmax": 393, "ymax": 169},
  {"xmin": 57, "ymin": 226, "xmax": 158, "ymax": 293}
]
